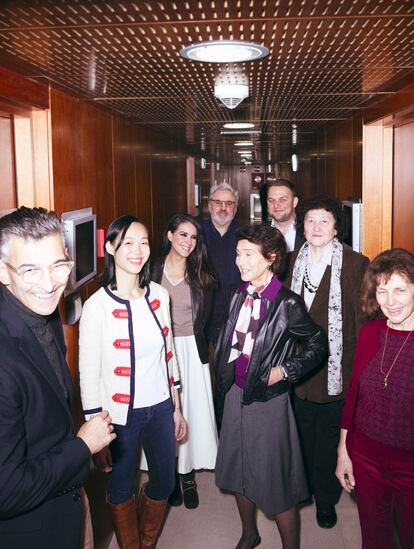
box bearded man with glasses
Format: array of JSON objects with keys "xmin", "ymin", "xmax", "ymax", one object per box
[
  {"xmin": 0, "ymin": 206, "xmax": 115, "ymax": 549},
  {"xmin": 200, "ymin": 182, "xmax": 241, "ymax": 345}
]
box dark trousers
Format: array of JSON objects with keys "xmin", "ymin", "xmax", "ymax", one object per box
[
  {"xmin": 352, "ymin": 434, "xmax": 414, "ymax": 549},
  {"xmin": 294, "ymin": 395, "xmax": 344, "ymax": 505},
  {"xmin": 108, "ymin": 398, "xmax": 175, "ymax": 504}
]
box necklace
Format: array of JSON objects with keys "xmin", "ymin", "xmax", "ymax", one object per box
[
  {"xmin": 379, "ymin": 326, "xmax": 413, "ymax": 389},
  {"xmin": 303, "ymin": 264, "xmax": 319, "ymax": 293}
]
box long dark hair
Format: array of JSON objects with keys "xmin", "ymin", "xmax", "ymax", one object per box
[
  {"xmin": 160, "ymin": 213, "xmax": 216, "ymax": 290},
  {"xmin": 99, "ymin": 215, "xmax": 151, "ymax": 290}
]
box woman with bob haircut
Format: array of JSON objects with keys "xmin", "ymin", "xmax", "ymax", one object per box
[
  {"xmin": 148, "ymin": 213, "xmax": 218, "ymax": 509},
  {"xmin": 79, "ymin": 215, "xmax": 187, "ymax": 549},
  {"xmin": 214, "ymin": 224, "xmax": 328, "ymax": 549},
  {"xmin": 336, "ymin": 248, "xmax": 414, "ymax": 549},
  {"xmin": 285, "ymin": 195, "xmax": 369, "ymax": 529}
]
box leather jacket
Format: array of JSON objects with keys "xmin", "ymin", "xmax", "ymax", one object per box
[
  {"xmin": 151, "ymin": 257, "xmax": 213, "ymax": 363},
  {"xmin": 214, "ymin": 284, "xmax": 328, "ymax": 408}
]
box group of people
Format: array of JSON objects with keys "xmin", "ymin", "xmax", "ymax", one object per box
[{"xmin": 0, "ymin": 180, "xmax": 413, "ymax": 549}]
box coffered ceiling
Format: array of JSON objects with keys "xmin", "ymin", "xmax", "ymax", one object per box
[{"xmin": 0, "ymin": 0, "xmax": 413, "ymax": 164}]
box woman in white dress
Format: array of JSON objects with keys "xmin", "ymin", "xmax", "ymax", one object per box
[{"xmin": 151, "ymin": 213, "xmax": 218, "ymax": 509}]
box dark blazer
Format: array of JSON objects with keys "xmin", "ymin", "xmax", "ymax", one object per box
[
  {"xmin": 151, "ymin": 257, "xmax": 213, "ymax": 364},
  {"xmin": 0, "ymin": 287, "xmax": 91, "ymax": 549},
  {"xmin": 285, "ymin": 245, "xmax": 369, "ymax": 403},
  {"xmin": 293, "ymin": 230, "xmax": 306, "ymax": 251},
  {"xmin": 214, "ymin": 284, "xmax": 328, "ymax": 421},
  {"xmin": 268, "ymin": 219, "xmax": 305, "ymax": 251}
]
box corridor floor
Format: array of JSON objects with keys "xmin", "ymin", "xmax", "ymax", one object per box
[{"xmin": 106, "ymin": 471, "xmax": 362, "ymax": 549}]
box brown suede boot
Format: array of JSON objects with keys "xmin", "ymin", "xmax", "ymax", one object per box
[
  {"xmin": 108, "ymin": 497, "xmax": 141, "ymax": 549},
  {"xmin": 137, "ymin": 483, "xmax": 167, "ymax": 549}
]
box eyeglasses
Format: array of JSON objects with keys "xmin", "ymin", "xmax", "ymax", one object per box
[
  {"xmin": 3, "ymin": 260, "xmax": 74, "ymax": 284},
  {"xmin": 208, "ymin": 199, "xmax": 236, "ymax": 207}
]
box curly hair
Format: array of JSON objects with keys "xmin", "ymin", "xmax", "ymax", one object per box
[
  {"xmin": 235, "ymin": 224, "xmax": 287, "ymax": 275},
  {"xmin": 296, "ymin": 194, "xmax": 345, "ymax": 242},
  {"xmin": 361, "ymin": 248, "xmax": 414, "ymax": 317}
]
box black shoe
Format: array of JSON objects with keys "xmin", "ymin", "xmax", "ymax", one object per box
[
  {"xmin": 316, "ymin": 502, "xmax": 337, "ymax": 529},
  {"xmin": 235, "ymin": 534, "xmax": 261, "ymax": 549},
  {"xmin": 181, "ymin": 474, "xmax": 199, "ymax": 509},
  {"xmin": 168, "ymin": 473, "xmax": 183, "ymax": 506}
]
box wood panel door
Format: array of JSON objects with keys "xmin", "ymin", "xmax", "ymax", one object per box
[
  {"xmin": 0, "ymin": 114, "xmax": 16, "ymax": 210},
  {"xmin": 393, "ymin": 120, "xmax": 414, "ymax": 253}
]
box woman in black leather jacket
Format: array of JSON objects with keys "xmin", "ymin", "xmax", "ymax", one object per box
[
  {"xmin": 150, "ymin": 213, "xmax": 217, "ymax": 510},
  {"xmin": 214, "ymin": 224, "xmax": 327, "ymax": 549}
]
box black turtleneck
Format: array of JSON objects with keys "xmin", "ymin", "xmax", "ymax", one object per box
[{"xmin": 3, "ymin": 287, "xmax": 69, "ymax": 400}]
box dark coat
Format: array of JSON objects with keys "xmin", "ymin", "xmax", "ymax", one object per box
[
  {"xmin": 285, "ymin": 245, "xmax": 369, "ymax": 403},
  {"xmin": 0, "ymin": 287, "xmax": 91, "ymax": 549},
  {"xmin": 293, "ymin": 230, "xmax": 306, "ymax": 251},
  {"xmin": 151, "ymin": 257, "xmax": 213, "ymax": 364},
  {"xmin": 267, "ymin": 219, "xmax": 305, "ymax": 251},
  {"xmin": 214, "ymin": 284, "xmax": 328, "ymax": 421},
  {"xmin": 200, "ymin": 218, "xmax": 241, "ymax": 343}
]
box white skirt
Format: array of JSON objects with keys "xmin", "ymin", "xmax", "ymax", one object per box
[{"xmin": 140, "ymin": 335, "xmax": 218, "ymax": 474}]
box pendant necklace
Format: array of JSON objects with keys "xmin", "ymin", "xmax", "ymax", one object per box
[{"xmin": 379, "ymin": 326, "xmax": 413, "ymax": 390}]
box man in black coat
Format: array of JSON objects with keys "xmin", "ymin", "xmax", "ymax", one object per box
[{"xmin": 0, "ymin": 207, "xmax": 115, "ymax": 549}]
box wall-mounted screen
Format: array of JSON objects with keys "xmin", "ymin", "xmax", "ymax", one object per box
[{"xmin": 62, "ymin": 208, "xmax": 97, "ymax": 295}]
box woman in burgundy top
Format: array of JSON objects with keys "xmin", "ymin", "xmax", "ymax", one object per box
[{"xmin": 336, "ymin": 248, "xmax": 414, "ymax": 549}]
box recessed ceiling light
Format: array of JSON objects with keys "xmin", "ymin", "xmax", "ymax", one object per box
[
  {"xmin": 234, "ymin": 141, "xmax": 254, "ymax": 147},
  {"xmin": 237, "ymin": 150, "xmax": 252, "ymax": 155},
  {"xmin": 180, "ymin": 40, "xmax": 269, "ymax": 63},
  {"xmin": 223, "ymin": 122, "xmax": 255, "ymax": 129},
  {"xmin": 221, "ymin": 129, "xmax": 261, "ymax": 136}
]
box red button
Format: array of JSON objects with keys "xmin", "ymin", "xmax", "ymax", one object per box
[
  {"xmin": 112, "ymin": 309, "xmax": 128, "ymax": 319},
  {"xmin": 113, "ymin": 339, "xmax": 130, "ymax": 349},
  {"xmin": 114, "ymin": 367, "xmax": 131, "ymax": 377},
  {"xmin": 112, "ymin": 393, "xmax": 130, "ymax": 404},
  {"xmin": 150, "ymin": 299, "xmax": 160, "ymax": 311}
]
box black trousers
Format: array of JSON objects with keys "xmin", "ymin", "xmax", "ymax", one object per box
[{"xmin": 294, "ymin": 395, "xmax": 344, "ymax": 505}]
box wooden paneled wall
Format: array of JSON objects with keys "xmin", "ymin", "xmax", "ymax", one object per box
[
  {"xmin": 49, "ymin": 88, "xmax": 187, "ymax": 387},
  {"xmin": 297, "ymin": 116, "xmax": 363, "ymax": 201},
  {"xmin": 393, "ymin": 120, "xmax": 414, "ymax": 253}
]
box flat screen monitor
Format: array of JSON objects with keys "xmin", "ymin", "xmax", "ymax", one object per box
[
  {"xmin": 342, "ymin": 200, "xmax": 363, "ymax": 253},
  {"xmin": 62, "ymin": 208, "xmax": 97, "ymax": 294}
]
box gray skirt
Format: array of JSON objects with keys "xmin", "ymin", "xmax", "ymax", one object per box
[{"xmin": 215, "ymin": 384, "xmax": 308, "ymax": 516}]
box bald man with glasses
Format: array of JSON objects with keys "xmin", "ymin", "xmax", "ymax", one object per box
[{"xmin": 0, "ymin": 206, "xmax": 115, "ymax": 549}]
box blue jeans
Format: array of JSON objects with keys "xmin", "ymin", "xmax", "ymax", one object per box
[{"xmin": 108, "ymin": 398, "xmax": 175, "ymax": 504}]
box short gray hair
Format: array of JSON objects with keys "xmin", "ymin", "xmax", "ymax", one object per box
[
  {"xmin": 0, "ymin": 206, "xmax": 64, "ymax": 259},
  {"xmin": 208, "ymin": 182, "xmax": 239, "ymax": 205}
]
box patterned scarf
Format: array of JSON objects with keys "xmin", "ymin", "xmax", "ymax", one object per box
[
  {"xmin": 291, "ymin": 238, "xmax": 343, "ymax": 395},
  {"xmin": 228, "ymin": 278, "xmax": 270, "ymax": 364}
]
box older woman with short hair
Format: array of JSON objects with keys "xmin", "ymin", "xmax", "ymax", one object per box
[
  {"xmin": 285, "ymin": 195, "xmax": 369, "ymax": 529},
  {"xmin": 215, "ymin": 224, "xmax": 327, "ymax": 549},
  {"xmin": 336, "ymin": 248, "xmax": 414, "ymax": 549}
]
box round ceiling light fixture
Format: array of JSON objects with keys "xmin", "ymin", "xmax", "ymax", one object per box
[
  {"xmin": 223, "ymin": 122, "xmax": 255, "ymax": 129},
  {"xmin": 180, "ymin": 40, "xmax": 269, "ymax": 63}
]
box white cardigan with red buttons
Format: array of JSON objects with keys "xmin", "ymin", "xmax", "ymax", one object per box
[{"xmin": 79, "ymin": 282, "xmax": 180, "ymax": 426}]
